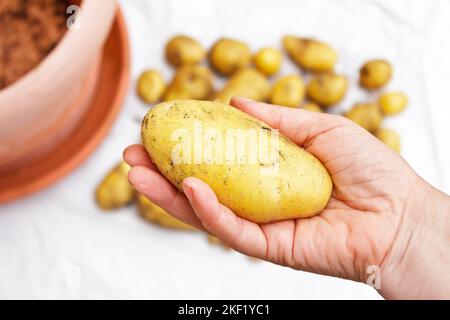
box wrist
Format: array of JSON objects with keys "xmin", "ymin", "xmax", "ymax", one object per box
[{"xmin": 379, "ymin": 176, "xmax": 450, "ymax": 299}]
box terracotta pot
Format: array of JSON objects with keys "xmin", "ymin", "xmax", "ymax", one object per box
[{"xmin": 0, "ymin": 0, "xmax": 118, "ymax": 172}]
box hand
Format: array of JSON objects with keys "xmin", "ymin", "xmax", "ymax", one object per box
[{"xmin": 124, "ymin": 97, "xmax": 450, "ymax": 299}]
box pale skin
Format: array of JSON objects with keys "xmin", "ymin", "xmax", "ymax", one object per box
[{"xmin": 124, "ymin": 97, "xmax": 450, "ymax": 299}]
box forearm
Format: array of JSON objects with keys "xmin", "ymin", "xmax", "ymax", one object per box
[{"xmin": 380, "ymin": 178, "xmax": 450, "ymax": 299}]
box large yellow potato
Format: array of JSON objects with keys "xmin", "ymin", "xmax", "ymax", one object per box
[
  {"xmin": 137, "ymin": 194, "xmax": 194, "ymax": 230},
  {"xmin": 165, "ymin": 35, "xmax": 205, "ymax": 67},
  {"xmin": 95, "ymin": 161, "xmax": 136, "ymax": 210},
  {"xmin": 283, "ymin": 36, "xmax": 337, "ymax": 72},
  {"xmin": 209, "ymin": 38, "xmax": 251, "ymax": 76},
  {"xmin": 164, "ymin": 65, "xmax": 214, "ymax": 101},
  {"xmin": 269, "ymin": 75, "xmax": 305, "ymax": 108},
  {"xmin": 215, "ymin": 68, "xmax": 270, "ymax": 104},
  {"xmin": 306, "ymin": 73, "xmax": 348, "ymax": 107},
  {"xmin": 141, "ymin": 100, "xmax": 332, "ymax": 223}
]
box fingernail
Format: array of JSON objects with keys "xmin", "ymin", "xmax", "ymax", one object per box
[
  {"xmin": 122, "ymin": 150, "xmax": 130, "ymax": 165},
  {"xmin": 182, "ymin": 180, "xmax": 194, "ymax": 202}
]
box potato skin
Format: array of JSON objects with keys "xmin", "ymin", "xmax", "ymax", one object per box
[
  {"xmin": 269, "ymin": 75, "xmax": 305, "ymax": 108},
  {"xmin": 165, "ymin": 35, "xmax": 205, "ymax": 67},
  {"xmin": 345, "ymin": 103, "xmax": 383, "ymax": 132},
  {"xmin": 141, "ymin": 100, "xmax": 332, "ymax": 223},
  {"xmin": 95, "ymin": 161, "xmax": 136, "ymax": 210},
  {"xmin": 306, "ymin": 73, "xmax": 348, "ymax": 107},
  {"xmin": 137, "ymin": 194, "xmax": 194, "ymax": 230},
  {"xmin": 283, "ymin": 36, "xmax": 337, "ymax": 72},
  {"xmin": 137, "ymin": 70, "xmax": 166, "ymax": 104},
  {"xmin": 359, "ymin": 60, "xmax": 392, "ymax": 90},
  {"xmin": 209, "ymin": 38, "xmax": 251, "ymax": 76},
  {"xmin": 253, "ymin": 47, "xmax": 282, "ymax": 76},
  {"xmin": 164, "ymin": 65, "xmax": 214, "ymax": 101},
  {"xmin": 378, "ymin": 92, "xmax": 408, "ymax": 115},
  {"xmin": 215, "ymin": 68, "xmax": 270, "ymax": 103},
  {"xmin": 374, "ymin": 128, "xmax": 400, "ymax": 152}
]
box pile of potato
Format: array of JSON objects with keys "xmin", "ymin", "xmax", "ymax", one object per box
[
  {"xmin": 96, "ymin": 34, "xmax": 408, "ymax": 236},
  {"xmin": 138, "ymin": 35, "xmax": 407, "ymax": 152}
]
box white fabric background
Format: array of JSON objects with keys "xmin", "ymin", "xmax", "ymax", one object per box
[{"xmin": 0, "ymin": 0, "xmax": 449, "ymax": 299}]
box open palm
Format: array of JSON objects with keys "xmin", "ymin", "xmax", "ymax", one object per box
[{"xmin": 124, "ymin": 97, "xmax": 419, "ymax": 284}]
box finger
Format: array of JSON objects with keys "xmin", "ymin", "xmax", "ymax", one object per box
[
  {"xmin": 123, "ymin": 144, "xmax": 157, "ymax": 170},
  {"xmin": 230, "ymin": 97, "xmax": 342, "ymax": 147},
  {"xmin": 182, "ymin": 177, "xmax": 268, "ymax": 258},
  {"xmin": 128, "ymin": 166, "xmax": 205, "ymax": 231},
  {"xmin": 231, "ymin": 96, "xmax": 294, "ymax": 129}
]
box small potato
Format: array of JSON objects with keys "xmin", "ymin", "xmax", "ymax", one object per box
[
  {"xmin": 164, "ymin": 65, "xmax": 214, "ymax": 101},
  {"xmin": 282, "ymin": 36, "xmax": 337, "ymax": 72},
  {"xmin": 165, "ymin": 35, "xmax": 205, "ymax": 67},
  {"xmin": 209, "ymin": 38, "xmax": 251, "ymax": 76},
  {"xmin": 301, "ymin": 102, "xmax": 322, "ymax": 113},
  {"xmin": 374, "ymin": 128, "xmax": 401, "ymax": 152},
  {"xmin": 269, "ymin": 75, "xmax": 305, "ymax": 108},
  {"xmin": 345, "ymin": 103, "xmax": 383, "ymax": 132},
  {"xmin": 142, "ymin": 100, "xmax": 332, "ymax": 223},
  {"xmin": 95, "ymin": 161, "xmax": 135, "ymax": 210},
  {"xmin": 137, "ymin": 70, "xmax": 166, "ymax": 104},
  {"xmin": 378, "ymin": 92, "xmax": 408, "ymax": 115},
  {"xmin": 215, "ymin": 68, "xmax": 270, "ymax": 103},
  {"xmin": 253, "ymin": 47, "xmax": 282, "ymax": 76},
  {"xmin": 306, "ymin": 73, "xmax": 348, "ymax": 107},
  {"xmin": 137, "ymin": 194, "xmax": 194, "ymax": 230},
  {"xmin": 359, "ymin": 60, "xmax": 392, "ymax": 90}
]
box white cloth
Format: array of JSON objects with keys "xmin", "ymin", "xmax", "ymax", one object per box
[{"xmin": 1, "ymin": 0, "xmax": 449, "ymax": 299}]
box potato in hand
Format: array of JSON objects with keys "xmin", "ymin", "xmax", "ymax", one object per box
[{"xmin": 141, "ymin": 100, "xmax": 332, "ymax": 223}]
